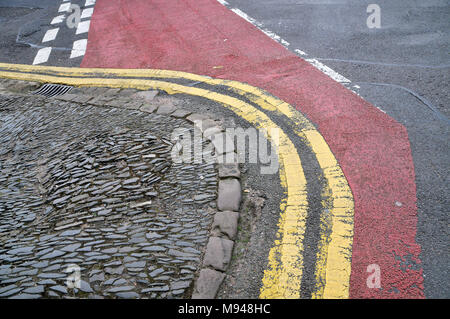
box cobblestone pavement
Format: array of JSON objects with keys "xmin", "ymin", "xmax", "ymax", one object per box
[{"xmin": 0, "ymin": 86, "xmax": 220, "ymax": 299}]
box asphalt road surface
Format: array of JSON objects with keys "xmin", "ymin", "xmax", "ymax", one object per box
[
  {"xmin": 0, "ymin": 0, "xmax": 448, "ymax": 299},
  {"xmin": 0, "ymin": 0, "xmax": 89, "ymax": 66},
  {"xmin": 223, "ymin": 0, "xmax": 449, "ymax": 299}
]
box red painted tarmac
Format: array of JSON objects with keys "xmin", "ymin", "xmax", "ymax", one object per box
[{"xmin": 81, "ymin": 0, "xmax": 424, "ymax": 298}]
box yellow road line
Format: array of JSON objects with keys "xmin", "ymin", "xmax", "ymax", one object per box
[
  {"xmin": 226, "ymin": 87, "xmax": 355, "ymax": 299},
  {"xmin": 0, "ymin": 69, "xmax": 309, "ymax": 298},
  {"xmin": 0, "ymin": 64, "xmax": 354, "ymax": 298}
]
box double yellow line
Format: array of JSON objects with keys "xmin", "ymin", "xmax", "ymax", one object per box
[{"xmin": 0, "ymin": 63, "xmax": 354, "ymax": 299}]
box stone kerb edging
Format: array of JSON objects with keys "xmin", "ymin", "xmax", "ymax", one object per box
[{"xmin": 185, "ymin": 114, "xmax": 241, "ymax": 299}]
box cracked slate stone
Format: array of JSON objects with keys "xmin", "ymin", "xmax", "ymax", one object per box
[
  {"xmin": 90, "ymin": 273, "xmax": 105, "ymax": 283},
  {"xmin": 142, "ymin": 285, "xmax": 169, "ymax": 293},
  {"xmin": 107, "ymin": 286, "xmax": 134, "ymax": 293},
  {"xmin": 0, "ymin": 284, "xmax": 20, "ymax": 295},
  {"xmin": 39, "ymin": 250, "xmax": 66, "ymax": 260},
  {"xmin": 156, "ymin": 104, "xmax": 176, "ymax": 115},
  {"xmin": 23, "ymin": 286, "xmax": 44, "ymax": 294},
  {"xmin": 116, "ymin": 291, "xmax": 139, "ymax": 299},
  {"xmin": 125, "ymin": 261, "xmax": 146, "ymax": 268},
  {"xmin": 61, "ymin": 243, "xmax": 82, "ymax": 252},
  {"xmin": 79, "ymin": 280, "xmax": 94, "ymax": 293},
  {"xmin": 170, "ymin": 109, "xmax": 191, "ymax": 118},
  {"xmin": 105, "ymin": 267, "xmax": 124, "ymax": 275},
  {"xmin": 140, "ymin": 104, "xmax": 158, "ymax": 113},
  {"xmin": 7, "ymin": 246, "xmax": 34, "ymax": 255},
  {"xmin": 133, "ymin": 90, "xmax": 158, "ymax": 102},
  {"xmin": 50, "ymin": 285, "xmax": 68, "ymax": 294},
  {"xmin": 171, "ymin": 281, "xmax": 191, "ymax": 290},
  {"xmin": 60, "ymin": 229, "xmax": 81, "ymax": 237}
]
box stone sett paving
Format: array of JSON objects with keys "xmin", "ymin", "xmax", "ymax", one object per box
[{"xmin": 0, "ymin": 94, "xmax": 218, "ymax": 299}]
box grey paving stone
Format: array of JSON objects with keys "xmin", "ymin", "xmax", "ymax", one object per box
[
  {"xmin": 156, "ymin": 104, "xmax": 176, "ymax": 115},
  {"xmin": 0, "ymin": 284, "xmax": 19, "ymax": 295},
  {"xmin": 141, "ymin": 285, "xmax": 169, "ymax": 293},
  {"xmin": 218, "ymin": 163, "xmax": 240, "ymax": 178},
  {"xmin": 60, "ymin": 229, "xmax": 81, "ymax": 237},
  {"xmin": 7, "ymin": 246, "xmax": 34, "ymax": 256},
  {"xmin": 39, "ymin": 250, "xmax": 66, "ymax": 260},
  {"xmin": 140, "ymin": 104, "xmax": 158, "ymax": 113},
  {"xmin": 170, "ymin": 109, "xmax": 192, "ymax": 118},
  {"xmin": 89, "ymin": 273, "xmax": 105, "ymax": 283},
  {"xmin": 23, "ymin": 286, "xmax": 44, "ymax": 294},
  {"xmin": 202, "ymin": 237, "xmax": 234, "ymax": 272},
  {"xmin": 115, "ymin": 291, "xmax": 139, "ymax": 299},
  {"xmin": 79, "ymin": 280, "xmax": 94, "ymax": 293},
  {"xmin": 61, "ymin": 243, "xmax": 82, "ymax": 252},
  {"xmin": 107, "ymin": 286, "xmax": 135, "ymax": 293},
  {"xmin": 217, "ymin": 179, "xmax": 241, "ymax": 211},
  {"xmin": 50, "ymin": 285, "xmax": 68, "ymax": 294},
  {"xmin": 133, "ymin": 90, "xmax": 158, "ymax": 102},
  {"xmin": 211, "ymin": 211, "xmax": 239, "ymax": 240},
  {"xmin": 191, "ymin": 269, "xmax": 225, "ymax": 299}
]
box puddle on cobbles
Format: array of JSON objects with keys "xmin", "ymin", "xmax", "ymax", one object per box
[{"xmin": 0, "ymin": 95, "xmax": 218, "ymax": 299}]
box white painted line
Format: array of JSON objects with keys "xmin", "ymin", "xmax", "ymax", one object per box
[
  {"xmin": 294, "ymin": 49, "xmax": 307, "ymax": 56},
  {"xmin": 262, "ymin": 29, "xmax": 289, "ymax": 47},
  {"xmin": 51, "ymin": 15, "xmax": 65, "ymax": 25},
  {"xmin": 231, "ymin": 8, "xmax": 262, "ymax": 27},
  {"xmin": 305, "ymin": 58, "xmax": 351, "ymax": 83},
  {"xmin": 76, "ymin": 20, "xmax": 91, "ymax": 35},
  {"xmin": 33, "ymin": 47, "xmax": 52, "ymax": 65},
  {"xmin": 42, "ymin": 28, "xmax": 59, "ymax": 43},
  {"xmin": 81, "ymin": 8, "xmax": 94, "ymax": 19},
  {"xmin": 85, "ymin": 0, "xmax": 96, "ymax": 6},
  {"xmin": 58, "ymin": 2, "xmax": 71, "ymax": 12},
  {"xmin": 231, "ymin": 8, "xmax": 289, "ymax": 47},
  {"xmin": 70, "ymin": 39, "xmax": 87, "ymax": 58},
  {"xmin": 222, "ymin": 1, "xmax": 358, "ymax": 88}
]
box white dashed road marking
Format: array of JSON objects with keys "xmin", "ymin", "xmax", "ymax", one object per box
[
  {"xmin": 51, "ymin": 15, "xmax": 65, "ymax": 25},
  {"xmin": 70, "ymin": 39, "xmax": 88, "ymax": 59},
  {"xmin": 81, "ymin": 8, "xmax": 94, "ymax": 19},
  {"xmin": 33, "ymin": 47, "xmax": 52, "ymax": 65},
  {"xmin": 76, "ymin": 20, "xmax": 91, "ymax": 35},
  {"xmin": 58, "ymin": 2, "xmax": 71, "ymax": 13},
  {"xmin": 218, "ymin": 1, "xmax": 359, "ymax": 91},
  {"xmin": 42, "ymin": 28, "xmax": 60, "ymax": 43},
  {"xmin": 31, "ymin": 0, "xmax": 96, "ymax": 65}
]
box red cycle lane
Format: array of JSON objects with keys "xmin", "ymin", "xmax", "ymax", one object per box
[{"xmin": 81, "ymin": 0, "xmax": 424, "ymax": 298}]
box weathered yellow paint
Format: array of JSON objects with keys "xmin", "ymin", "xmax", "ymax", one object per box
[
  {"xmin": 0, "ymin": 63, "xmax": 354, "ymax": 299},
  {"xmin": 303, "ymin": 130, "xmax": 354, "ymax": 299},
  {"xmin": 211, "ymin": 76, "xmax": 355, "ymax": 299}
]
